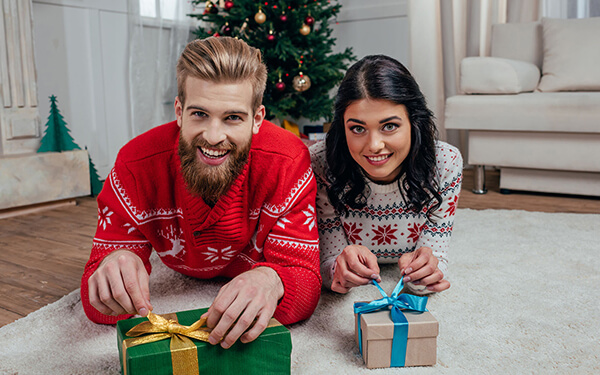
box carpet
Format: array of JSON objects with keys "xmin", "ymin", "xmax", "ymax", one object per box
[{"xmin": 1, "ymin": 209, "xmax": 599, "ymax": 374}]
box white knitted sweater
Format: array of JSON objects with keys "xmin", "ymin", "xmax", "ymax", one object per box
[{"xmin": 309, "ymin": 140, "xmax": 463, "ymax": 289}]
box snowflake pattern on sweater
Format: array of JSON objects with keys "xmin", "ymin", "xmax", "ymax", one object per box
[
  {"xmin": 309, "ymin": 140, "xmax": 463, "ymax": 289},
  {"xmin": 81, "ymin": 121, "xmax": 321, "ymax": 325}
]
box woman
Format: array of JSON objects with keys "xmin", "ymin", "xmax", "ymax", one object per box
[{"xmin": 310, "ymin": 55, "xmax": 462, "ymax": 294}]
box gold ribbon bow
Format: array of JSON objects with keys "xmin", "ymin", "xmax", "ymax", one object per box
[{"xmin": 122, "ymin": 311, "xmax": 211, "ymax": 375}]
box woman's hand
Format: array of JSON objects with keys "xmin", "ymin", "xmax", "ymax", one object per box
[
  {"xmin": 398, "ymin": 247, "xmax": 450, "ymax": 292},
  {"xmin": 331, "ymin": 245, "xmax": 381, "ymax": 293}
]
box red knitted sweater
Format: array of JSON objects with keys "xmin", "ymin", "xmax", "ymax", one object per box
[{"xmin": 81, "ymin": 120, "xmax": 321, "ymax": 325}]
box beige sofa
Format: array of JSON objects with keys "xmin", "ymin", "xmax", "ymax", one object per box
[{"xmin": 445, "ymin": 17, "xmax": 600, "ymax": 196}]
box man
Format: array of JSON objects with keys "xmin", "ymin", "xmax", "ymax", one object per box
[{"xmin": 81, "ymin": 37, "xmax": 321, "ymax": 349}]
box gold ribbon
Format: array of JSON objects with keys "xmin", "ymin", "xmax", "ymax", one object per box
[{"xmin": 122, "ymin": 311, "xmax": 211, "ymax": 375}]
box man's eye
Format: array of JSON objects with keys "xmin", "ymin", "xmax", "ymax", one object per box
[
  {"xmin": 350, "ymin": 126, "xmax": 365, "ymax": 134},
  {"xmin": 226, "ymin": 115, "xmax": 242, "ymax": 121},
  {"xmin": 192, "ymin": 111, "xmax": 208, "ymax": 118}
]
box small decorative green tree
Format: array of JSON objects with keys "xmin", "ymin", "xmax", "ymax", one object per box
[
  {"xmin": 38, "ymin": 95, "xmax": 105, "ymax": 196},
  {"xmin": 86, "ymin": 146, "xmax": 104, "ymax": 196},
  {"xmin": 38, "ymin": 95, "xmax": 81, "ymax": 152},
  {"xmin": 190, "ymin": 0, "xmax": 355, "ymax": 122}
]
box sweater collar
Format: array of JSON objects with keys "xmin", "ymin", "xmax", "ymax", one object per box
[{"xmin": 174, "ymin": 135, "xmax": 252, "ymax": 229}]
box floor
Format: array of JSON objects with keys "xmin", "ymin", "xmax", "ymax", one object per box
[{"xmin": 1, "ymin": 168, "xmax": 599, "ymax": 327}]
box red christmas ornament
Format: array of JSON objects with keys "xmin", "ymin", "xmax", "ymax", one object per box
[
  {"xmin": 267, "ymin": 30, "xmax": 276, "ymax": 42},
  {"xmin": 280, "ymin": 12, "xmax": 288, "ymax": 22},
  {"xmin": 224, "ymin": 0, "xmax": 234, "ymax": 11},
  {"xmin": 275, "ymin": 81, "xmax": 286, "ymax": 92},
  {"xmin": 305, "ymin": 15, "xmax": 315, "ymax": 26}
]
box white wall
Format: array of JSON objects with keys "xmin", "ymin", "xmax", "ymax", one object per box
[
  {"xmin": 31, "ymin": 0, "xmax": 410, "ymax": 178},
  {"xmin": 333, "ymin": 0, "xmax": 409, "ymax": 64},
  {"xmin": 32, "ymin": 0, "xmax": 129, "ymax": 179}
]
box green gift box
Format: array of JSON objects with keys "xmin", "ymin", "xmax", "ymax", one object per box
[{"xmin": 117, "ymin": 308, "xmax": 291, "ymax": 375}]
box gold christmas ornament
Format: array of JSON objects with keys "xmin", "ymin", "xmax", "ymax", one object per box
[
  {"xmin": 292, "ymin": 72, "xmax": 311, "ymax": 92},
  {"xmin": 254, "ymin": 8, "xmax": 267, "ymax": 24},
  {"xmin": 299, "ymin": 23, "xmax": 311, "ymax": 35}
]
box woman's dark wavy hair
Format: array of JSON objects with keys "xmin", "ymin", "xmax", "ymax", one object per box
[{"xmin": 325, "ymin": 55, "xmax": 441, "ymax": 218}]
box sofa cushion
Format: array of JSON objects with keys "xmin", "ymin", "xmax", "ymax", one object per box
[
  {"xmin": 444, "ymin": 92, "xmax": 600, "ymax": 133},
  {"xmin": 538, "ymin": 17, "xmax": 600, "ymax": 92},
  {"xmin": 460, "ymin": 57, "xmax": 540, "ymax": 94},
  {"xmin": 491, "ymin": 21, "xmax": 543, "ymax": 68}
]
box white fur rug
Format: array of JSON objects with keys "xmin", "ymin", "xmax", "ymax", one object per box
[{"xmin": 1, "ymin": 209, "xmax": 599, "ymax": 374}]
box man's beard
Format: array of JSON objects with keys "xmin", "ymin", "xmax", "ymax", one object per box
[{"xmin": 178, "ymin": 131, "xmax": 251, "ymax": 206}]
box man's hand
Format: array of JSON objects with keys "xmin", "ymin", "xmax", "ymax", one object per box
[
  {"xmin": 88, "ymin": 249, "xmax": 152, "ymax": 317},
  {"xmin": 398, "ymin": 247, "xmax": 450, "ymax": 292},
  {"xmin": 203, "ymin": 267, "xmax": 284, "ymax": 349},
  {"xmin": 331, "ymin": 245, "xmax": 381, "ymax": 294}
]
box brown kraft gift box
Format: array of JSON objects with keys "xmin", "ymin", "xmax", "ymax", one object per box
[{"xmin": 354, "ymin": 308, "xmax": 438, "ymax": 368}]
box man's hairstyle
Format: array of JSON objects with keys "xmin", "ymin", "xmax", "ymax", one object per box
[
  {"xmin": 325, "ymin": 54, "xmax": 442, "ymax": 218},
  {"xmin": 176, "ymin": 37, "xmax": 267, "ymax": 111}
]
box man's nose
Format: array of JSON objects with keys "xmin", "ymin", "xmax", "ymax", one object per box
[{"xmin": 203, "ymin": 121, "xmax": 227, "ymax": 146}]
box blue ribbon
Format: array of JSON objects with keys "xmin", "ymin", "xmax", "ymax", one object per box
[{"xmin": 354, "ymin": 278, "xmax": 428, "ymax": 367}]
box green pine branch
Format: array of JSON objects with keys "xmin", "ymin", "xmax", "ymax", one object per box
[{"xmin": 189, "ymin": 0, "xmax": 355, "ymax": 122}]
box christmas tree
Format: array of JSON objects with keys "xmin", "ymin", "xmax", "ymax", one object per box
[
  {"xmin": 190, "ymin": 0, "xmax": 355, "ymax": 122},
  {"xmin": 38, "ymin": 95, "xmax": 81, "ymax": 152},
  {"xmin": 86, "ymin": 146, "xmax": 104, "ymax": 196}
]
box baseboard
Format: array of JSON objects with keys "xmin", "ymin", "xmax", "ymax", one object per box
[
  {"xmin": 0, "ymin": 198, "xmax": 78, "ymax": 219},
  {"xmin": 500, "ymin": 168, "xmax": 600, "ymax": 197}
]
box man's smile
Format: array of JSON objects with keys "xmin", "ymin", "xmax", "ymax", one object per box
[{"xmin": 199, "ymin": 146, "xmax": 230, "ymax": 159}]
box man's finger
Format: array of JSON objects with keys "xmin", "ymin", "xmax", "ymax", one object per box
[
  {"xmin": 96, "ymin": 272, "xmax": 125, "ymax": 315},
  {"xmin": 206, "ymin": 284, "xmax": 237, "ymax": 329},
  {"xmin": 207, "ymin": 287, "xmax": 245, "ymax": 345},
  {"xmin": 137, "ymin": 265, "xmax": 152, "ymax": 314},
  {"xmin": 220, "ymin": 303, "xmax": 261, "ymax": 349},
  {"xmin": 89, "ymin": 277, "xmax": 114, "ymax": 315},
  {"xmin": 106, "ymin": 264, "xmax": 135, "ymax": 314},
  {"xmin": 240, "ymin": 308, "xmax": 273, "ymax": 344},
  {"xmin": 121, "ymin": 263, "xmax": 148, "ymax": 316}
]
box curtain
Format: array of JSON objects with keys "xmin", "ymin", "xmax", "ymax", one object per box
[
  {"xmin": 127, "ymin": 0, "xmax": 195, "ymax": 138},
  {"xmin": 408, "ymin": 0, "xmax": 540, "ymax": 154}
]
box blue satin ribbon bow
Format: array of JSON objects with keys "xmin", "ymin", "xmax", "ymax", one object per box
[{"xmin": 354, "ymin": 278, "xmax": 429, "ymax": 367}]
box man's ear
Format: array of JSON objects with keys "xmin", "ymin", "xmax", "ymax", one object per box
[
  {"xmin": 252, "ymin": 105, "xmax": 265, "ymax": 135},
  {"xmin": 174, "ymin": 97, "xmax": 183, "ymax": 128}
]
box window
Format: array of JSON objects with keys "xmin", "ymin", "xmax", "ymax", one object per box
[
  {"xmin": 543, "ymin": 0, "xmax": 600, "ymax": 18},
  {"xmin": 139, "ymin": 0, "xmax": 178, "ymax": 20}
]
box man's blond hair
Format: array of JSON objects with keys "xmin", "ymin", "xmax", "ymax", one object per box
[{"xmin": 176, "ymin": 37, "xmax": 267, "ymax": 111}]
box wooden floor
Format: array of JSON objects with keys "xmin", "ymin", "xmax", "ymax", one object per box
[{"xmin": 1, "ymin": 168, "xmax": 599, "ymax": 327}]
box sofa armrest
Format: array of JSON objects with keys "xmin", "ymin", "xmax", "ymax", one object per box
[{"xmin": 460, "ymin": 57, "xmax": 541, "ymax": 94}]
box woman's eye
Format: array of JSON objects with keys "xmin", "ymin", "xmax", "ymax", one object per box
[
  {"xmin": 382, "ymin": 123, "xmax": 399, "ymax": 131},
  {"xmin": 350, "ymin": 126, "xmax": 365, "ymax": 134}
]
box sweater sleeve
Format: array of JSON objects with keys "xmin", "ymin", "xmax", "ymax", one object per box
[
  {"xmin": 80, "ymin": 165, "xmax": 153, "ymax": 324},
  {"xmin": 252, "ymin": 147, "xmax": 321, "ymax": 325},
  {"xmin": 415, "ymin": 143, "xmax": 463, "ymax": 277},
  {"xmin": 309, "ymin": 142, "xmax": 350, "ymax": 290}
]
